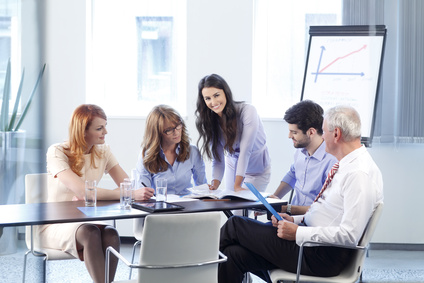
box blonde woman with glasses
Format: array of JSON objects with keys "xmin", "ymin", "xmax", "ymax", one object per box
[{"xmin": 136, "ymin": 104, "xmax": 207, "ymax": 195}]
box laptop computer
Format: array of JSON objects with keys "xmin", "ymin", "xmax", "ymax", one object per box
[{"xmin": 244, "ymin": 182, "xmax": 283, "ymax": 221}]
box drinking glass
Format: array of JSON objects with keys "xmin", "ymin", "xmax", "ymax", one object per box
[
  {"xmin": 155, "ymin": 178, "xmax": 167, "ymax": 202},
  {"xmin": 120, "ymin": 182, "xmax": 132, "ymax": 209},
  {"xmin": 85, "ymin": 180, "xmax": 97, "ymax": 207}
]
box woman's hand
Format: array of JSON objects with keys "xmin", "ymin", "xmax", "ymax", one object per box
[
  {"xmin": 133, "ymin": 187, "xmax": 155, "ymax": 201},
  {"xmin": 234, "ymin": 185, "xmax": 247, "ymax": 192},
  {"xmin": 209, "ymin": 179, "xmax": 221, "ymax": 190},
  {"xmin": 233, "ymin": 175, "xmax": 246, "ymax": 192}
]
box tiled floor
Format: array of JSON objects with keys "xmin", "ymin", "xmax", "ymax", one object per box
[{"xmin": 1, "ymin": 238, "xmax": 424, "ymax": 282}]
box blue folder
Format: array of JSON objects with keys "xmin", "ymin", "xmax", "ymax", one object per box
[{"xmin": 244, "ymin": 182, "xmax": 283, "ymax": 221}]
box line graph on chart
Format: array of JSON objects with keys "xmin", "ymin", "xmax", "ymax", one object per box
[
  {"xmin": 311, "ymin": 45, "xmax": 367, "ymax": 83},
  {"xmin": 302, "ymin": 35, "xmax": 385, "ymax": 139}
]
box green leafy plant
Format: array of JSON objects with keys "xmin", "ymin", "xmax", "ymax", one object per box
[{"xmin": 0, "ymin": 58, "xmax": 46, "ymax": 132}]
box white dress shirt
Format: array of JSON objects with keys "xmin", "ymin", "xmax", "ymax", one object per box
[{"xmin": 294, "ymin": 145, "xmax": 384, "ymax": 247}]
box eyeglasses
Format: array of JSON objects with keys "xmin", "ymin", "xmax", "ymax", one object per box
[{"xmin": 163, "ymin": 123, "xmax": 183, "ymax": 135}]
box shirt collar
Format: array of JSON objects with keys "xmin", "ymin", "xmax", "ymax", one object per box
[
  {"xmin": 339, "ymin": 144, "xmax": 366, "ymax": 168},
  {"xmin": 301, "ymin": 140, "xmax": 327, "ymax": 161},
  {"xmin": 159, "ymin": 143, "xmax": 181, "ymax": 158}
]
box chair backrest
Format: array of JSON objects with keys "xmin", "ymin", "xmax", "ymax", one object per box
[
  {"xmin": 138, "ymin": 211, "xmax": 222, "ymax": 283},
  {"xmin": 358, "ymin": 202, "xmax": 384, "ymax": 247},
  {"xmin": 25, "ymin": 173, "xmax": 48, "ymax": 248},
  {"xmin": 133, "ymin": 218, "xmax": 145, "ymax": 240},
  {"xmin": 338, "ymin": 202, "xmax": 384, "ymax": 281},
  {"xmin": 25, "ymin": 173, "xmax": 48, "ymax": 204}
]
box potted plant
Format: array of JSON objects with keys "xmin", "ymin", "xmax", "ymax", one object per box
[
  {"xmin": 1, "ymin": 58, "xmax": 46, "ymax": 132},
  {"xmin": 0, "ymin": 58, "xmax": 45, "ymax": 254}
]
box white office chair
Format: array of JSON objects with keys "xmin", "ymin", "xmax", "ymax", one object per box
[
  {"xmin": 128, "ymin": 218, "xmax": 144, "ymax": 279},
  {"xmin": 22, "ymin": 173, "xmax": 76, "ymax": 283},
  {"xmin": 269, "ymin": 202, "xmax": 384, "ymax": 283},
  {"xmin": 106, "ymin": 211, "xmax": 227, "ymax": 283}
]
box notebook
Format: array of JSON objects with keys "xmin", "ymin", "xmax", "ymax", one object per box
[
  {"xmin": 184, "ymin": 183, "xmax": 269, "ymax": 201},
  {"xmin": 244, "ymin": 182, "xmax": 283, "ymax": 221}
]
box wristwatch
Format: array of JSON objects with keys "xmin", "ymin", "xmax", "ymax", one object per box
[{"xmin": 286, "ymin": 204, "xmax": 292, "ymax": 215}]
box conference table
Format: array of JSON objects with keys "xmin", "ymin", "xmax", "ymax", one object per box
[
  {"xmin": 0, "ymin": 197, "xmax": 286, "ymax": 282},
  {"xmin": 0, "ymin": 197, "xmax": 287, "ymax": 227}
]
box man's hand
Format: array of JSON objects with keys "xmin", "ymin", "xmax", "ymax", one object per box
[
  {"xmin": 277, "ymin": 220, "xmax": 298, "ymax": 241},
  {"xmin": 267, "ymin": 194, "xmax": 279, "ymax": 199},
  {"xmin": 271, "ymin": 213, "xmax": 293, "ymax": 226}
]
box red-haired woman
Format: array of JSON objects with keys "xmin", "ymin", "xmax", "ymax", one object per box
[{"xmin": 39, "ymin": 104, "xmax": 154, "ymax": 282}]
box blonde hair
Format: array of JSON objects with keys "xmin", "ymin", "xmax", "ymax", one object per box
[
  {"xmin": 142, "ymin": 105, "xmax": 190, "ymax": 173},
  {"xmin": 65, "ymin": 104, "xmax": 107, "ymax": 177}
]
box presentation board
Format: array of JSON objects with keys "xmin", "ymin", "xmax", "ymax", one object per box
[{"xmin": 301, "ymin": 25, "xmax": 386, "ymax": 146}]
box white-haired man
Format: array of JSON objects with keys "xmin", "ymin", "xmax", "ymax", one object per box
[{"xmin": 218, "ymin": 106, "xmax": 384, "ymax": 283}]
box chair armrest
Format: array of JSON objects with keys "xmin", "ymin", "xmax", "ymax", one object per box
[
  {"xmin": 105, "ymin": 246, "xmax": 227, "ymax": 283},
  {"xmin": 294, "ymin": 241, "xmax": 366, "ymax": 283},
  {"xmin": 300, "ymin": 240, "xmax": 366, "ymax": 250}
]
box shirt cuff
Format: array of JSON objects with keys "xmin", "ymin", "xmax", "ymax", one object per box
[
  {"xmin": 295, "ymin": 226, "xmax": 312, "ymax": 246},
  {"xmin": 282, "ymin": 175, "xmax": 296, "ymax": 189}
]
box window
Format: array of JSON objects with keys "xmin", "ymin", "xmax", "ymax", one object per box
[
  {"xmin": 252, "ymin": 0, "xmax": 342, "ymax": 118},
  {"xmin": 88, "ymin": 0, "xmax": 187, "ymax": 117},
  {"xmin": 0, "ymin": 16, "xmax": 12, "ymax": 96},
  {"xmin": 136, "ymin": 16, "xmax": 173, "ymax": 102},
  {"xmin": 0, "ymin": 0, "xmax": 20, "ymax": 110}
]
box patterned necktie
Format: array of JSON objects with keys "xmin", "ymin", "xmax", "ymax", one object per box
[
  {"xmin": 313, "ymin": 162, "xmax": 340, "ymax": 203},
  {"xmin": 302, "ymin": 162, "xmax": 339, "ymax": 225}
]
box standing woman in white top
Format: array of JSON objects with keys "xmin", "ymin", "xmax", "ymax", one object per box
[
  {"xmin": 195, "ymin": 74, "xmax": 271, "ymax": 192},
  {"xmin": 42, "ymin": 104, "xmax": 154, "ymax": 283}
]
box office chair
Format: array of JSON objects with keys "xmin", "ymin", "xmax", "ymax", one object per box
[
  {"xmin": 128, "ymin": 218, "xmax": 144, "ymax": 279},
  {"xmin": 106, "ymin": 211, "xmax": 227, "ymax": 283},
  {"xmin": 268, "ymin": 202, "xmax": 384, "ymax": 283},
  {"xmin": 22, "ymin": 173, "xmax": 76, "ymax": 283}
]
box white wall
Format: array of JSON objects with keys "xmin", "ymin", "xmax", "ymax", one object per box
[
  {"xmin": 39, "ymin": 0, "xmax": 423, "ymax": 244},
  {"xmin": 42, "ymin": 0, "xmax": 87, "ymax": 147}
]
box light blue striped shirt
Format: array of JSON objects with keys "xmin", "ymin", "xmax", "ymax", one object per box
[{"xmin": 136, "ymin": 144, "xmax": 207, "ymax": 195}]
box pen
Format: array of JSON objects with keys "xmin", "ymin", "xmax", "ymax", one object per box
[
  {"xmin": 142, "ymin": 182, "xmax": 155, "ymax": 196},
  {"xmin": 202, "ymin": 199, "xmax": 231, "ymax": 201}
]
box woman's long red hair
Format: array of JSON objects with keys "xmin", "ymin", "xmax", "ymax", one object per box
[{"xmin": 64, "ymin": 104, "xmax": 107, "ymax": 177}]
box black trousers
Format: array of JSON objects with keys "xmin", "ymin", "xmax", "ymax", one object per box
[{"xmin": 218, "ymin": 216, "xmax": 353, "ymax": 283}]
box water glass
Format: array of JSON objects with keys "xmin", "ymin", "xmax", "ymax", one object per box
[
  {"xmin": 124, "ymin": 177, "xmax": 134, "ymax": 203},
  {"xmin": 85, "ymin": 180, "xmax": 97, "ymax": 207},
  {"xmin": 120, "ymin": 182, "xmax": 132, "ymax": 209},
  {"xmin": 155, "ymin": 178, "xmax": 167, "ymax": 202}
]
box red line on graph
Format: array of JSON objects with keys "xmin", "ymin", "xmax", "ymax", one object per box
[{"xmin": 319, "ymin": 45, "xmax": 367, "ymax": 73}]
